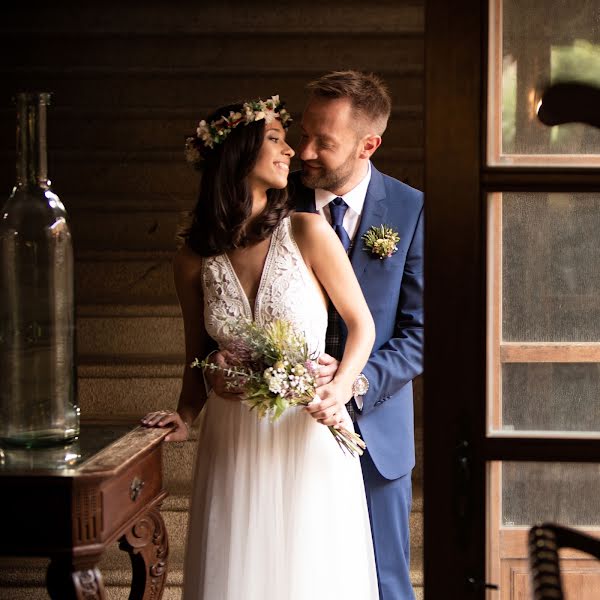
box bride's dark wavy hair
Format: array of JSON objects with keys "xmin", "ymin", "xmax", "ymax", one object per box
[{"xmin": 181, "ymin": 102, "xmax": 292, "ymax": 257}]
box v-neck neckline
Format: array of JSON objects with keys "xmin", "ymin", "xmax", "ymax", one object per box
[{"xmin": 222, "ymin": 224, "xmax": 279, "ymax": 321}]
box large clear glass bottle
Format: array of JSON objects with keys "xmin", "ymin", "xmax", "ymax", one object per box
[{"xmin": 0, "ymin": 92, "xmax": 79, "ymax": 447}]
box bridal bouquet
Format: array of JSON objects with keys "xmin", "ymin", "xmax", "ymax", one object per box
[{"xmin": 192, "ymin": 318, "xmax": 366, "ymax": 457}]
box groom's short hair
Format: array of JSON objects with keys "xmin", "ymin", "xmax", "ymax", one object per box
[{"xmin": 306, "ymin": 70, "xmax": 392, "ymax": 136}]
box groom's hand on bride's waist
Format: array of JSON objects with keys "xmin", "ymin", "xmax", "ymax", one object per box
[
  {"xmin": 315, "ymin": 353, "xmax": 338, "ymax": 387},
  {"xmin": 204, "ymin": 350, "xmax": 246, "ymax": 401}
]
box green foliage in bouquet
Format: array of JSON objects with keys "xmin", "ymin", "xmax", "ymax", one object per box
[{"xmin": 192, "ymin": 318, "xmax": 366, "ymax": 457}]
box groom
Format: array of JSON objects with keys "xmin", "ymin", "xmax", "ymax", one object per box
[{"xmin": 292, "ymin": 71, "xmax": 424, "ymax": 600}]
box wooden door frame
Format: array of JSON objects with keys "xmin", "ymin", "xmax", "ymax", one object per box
[
  {"xmin": 424, "ymin": 1, "xmax": 486, "ymax": 597},
  {"xmin": 424, "ymin": 1, "xmax": 600, "ymax": 598}
]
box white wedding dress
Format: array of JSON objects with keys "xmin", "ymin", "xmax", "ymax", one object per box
[{"xmin": 182, "ymin": 216, "xmax": 378, "ymax": 600}]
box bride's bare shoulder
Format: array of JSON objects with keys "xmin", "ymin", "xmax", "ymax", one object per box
[{"xmin": 290, "ymin": 211, "xmax": 329, "ymax": 243}]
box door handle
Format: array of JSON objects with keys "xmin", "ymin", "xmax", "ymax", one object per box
[{"xmin": 467, "ymin": 577, "xmax": 499, "ymax": 591}]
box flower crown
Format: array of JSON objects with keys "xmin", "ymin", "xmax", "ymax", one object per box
[{"xmin": 185, "ymin": 95, "xmax": 292, "ymax": 165}]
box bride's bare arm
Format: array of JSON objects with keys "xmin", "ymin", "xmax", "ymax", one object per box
[
  {"xmin": 141, "ymin": 245, "xmax": 209, "ymax": 441},
  {"xmin": 291, "ymin": 213, "xmax": 375, "ymax": 425}
]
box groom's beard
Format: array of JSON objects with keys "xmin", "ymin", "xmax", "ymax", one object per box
[{"xmin": 300, "ymin": 147, "xmax": 358, "ymax": 193}]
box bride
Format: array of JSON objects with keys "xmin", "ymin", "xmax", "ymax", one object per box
[{"xmin": 142, "ymin": 95, "xmax": 378, "ymax": 599}]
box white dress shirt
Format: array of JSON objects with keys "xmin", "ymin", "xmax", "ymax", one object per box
[{"xmin": 315, "ymin": 161, "xmax": 372, "ymax": 244}]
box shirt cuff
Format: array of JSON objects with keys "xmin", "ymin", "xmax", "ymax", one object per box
[{"xmin": 353, "ymin": 394, "xmax": 364, "ymax": 410}]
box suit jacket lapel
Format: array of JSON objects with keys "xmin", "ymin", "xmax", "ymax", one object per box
[{"xmin": 350, "ymin": 165, "xmax": 387, "ymax": 281}]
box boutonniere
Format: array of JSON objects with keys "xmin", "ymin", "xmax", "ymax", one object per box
[{"xmin": 362, "ymin": 224, "xmax": 400, "ymax": 260}]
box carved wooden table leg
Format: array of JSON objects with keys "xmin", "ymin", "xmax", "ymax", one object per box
[
  {"xmin": 47, "ymin": 556, "xmax": 106, "ymax": 600},
  {"xmin": 118, "ymin": 504, "xmax": 169, "ymax": 600}
]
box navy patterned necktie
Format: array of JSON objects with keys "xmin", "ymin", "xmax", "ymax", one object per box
[{"xmin": 329, "ymin": 197, "xmax": 351, "ymax": 252}]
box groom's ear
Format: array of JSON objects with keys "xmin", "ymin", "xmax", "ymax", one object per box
[{"xmin": 358, "ymin": 134, "xmax": 382, "ymax": 159}]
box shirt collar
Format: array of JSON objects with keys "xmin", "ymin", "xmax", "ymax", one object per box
[{"xmin": 315, "ymin": 161, "xmax": 372, "ymax": 214}]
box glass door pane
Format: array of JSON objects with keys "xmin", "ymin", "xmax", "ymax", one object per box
[
  {"xmin": 487, "ymin": 461, "xmax": 600, "ymax": 600},
  {"xmin": 487, "ymin": 192, "xmax": 600, "ymax": 437},
  {"xmin": 488, "ymin": 0, "xmax": 600, "ymax": 165}
]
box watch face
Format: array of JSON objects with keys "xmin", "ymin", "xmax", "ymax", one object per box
[{"xmin": 353, "ymin": 374, "xmax": 369, "ymax": 396}]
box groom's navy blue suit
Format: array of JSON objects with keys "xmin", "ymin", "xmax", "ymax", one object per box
[{"xmin": 291, "ymin": 164, "xmax": 424, "ymax": 600}]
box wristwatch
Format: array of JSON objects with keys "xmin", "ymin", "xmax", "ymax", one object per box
[{"xmin": 352, "ymin": 373, "xmax": 369, "ymax": 397}]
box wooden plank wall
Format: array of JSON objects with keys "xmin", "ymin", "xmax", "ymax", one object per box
[
  {"xmin": 0, "ymin": 2, "xmax": 424, "ymax": 598},
  {"xmin": 0, "ymin": 2, "xmax": 424, "ymax": 211}
]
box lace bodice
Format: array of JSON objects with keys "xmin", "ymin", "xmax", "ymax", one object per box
[{"xmin": 202, "ymin": 217, "xmax": 328, "ymax": 357}]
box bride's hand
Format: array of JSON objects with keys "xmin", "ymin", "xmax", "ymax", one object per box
[
  {"xmin": 140, "ymin": 410, "xmax": 190, "ymax": 442},
  {"xmin": 305, "ymin": 380, "xmax": 351, "ymax": 428}
]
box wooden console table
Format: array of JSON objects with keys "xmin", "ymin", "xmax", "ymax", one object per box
[{"xmin": 0, "ymin": 422, "xmax": 170, "ymax": 599}]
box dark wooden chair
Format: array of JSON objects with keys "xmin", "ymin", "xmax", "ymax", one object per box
[{"xmin": 528, "ymin": 522, "xmax": 600, "ymax": 600}]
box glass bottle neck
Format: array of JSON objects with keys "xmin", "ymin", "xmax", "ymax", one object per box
[{"xmin": 15, "ymin": 92, "xmax": 51, "ymax": 190}]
